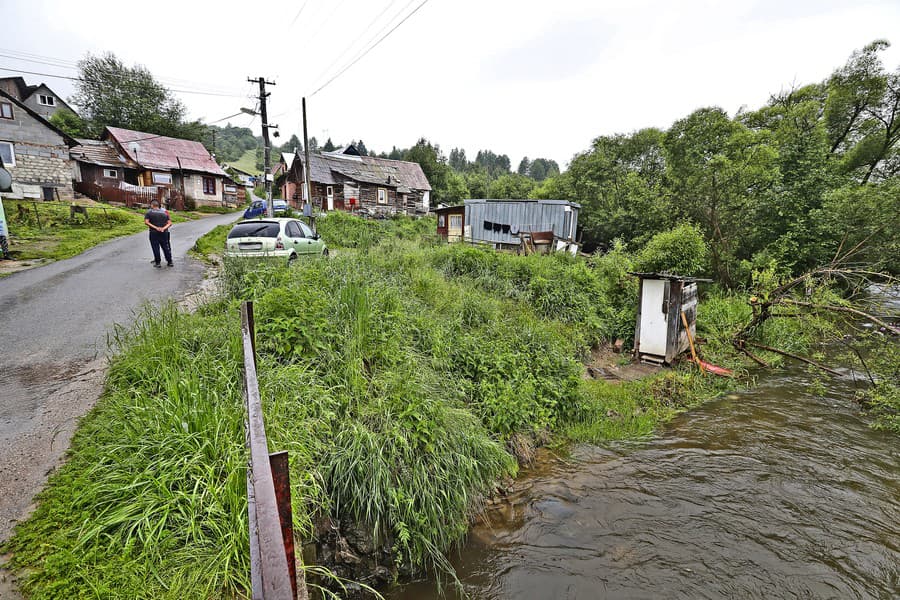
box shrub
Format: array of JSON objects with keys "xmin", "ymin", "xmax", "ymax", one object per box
[{"xmin": 633, "ymin": 223, "xmax": 708, "ymax": 276}]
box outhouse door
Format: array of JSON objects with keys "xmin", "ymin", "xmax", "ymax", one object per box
[
  {"xmin": 448, "ymin": 214, "xmax": 463, "ymax": 241},
  {"xmin": 638, "ymin": 279, "xmax": 669, "ymax": 357}
]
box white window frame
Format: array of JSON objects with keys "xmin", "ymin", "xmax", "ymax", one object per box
[
  {"xmin": 102, "ymin": 168, "xmax": 118, "ymax": 179},
  {"xmin": 449, "ymin": 214, "xmax": 462, "ymax": 230},
  {"xmin": 38, "ymin": 94, "xmax": 56, "ymax": 107},
  {"xmin": 377, "ymin": 188, "xmax": 387, "ymax": 204},
  {"xmin": 326, "ymin": 185, "xmax": 334, "ymax": 198},
  {"xmin": 0, "ymin": 141, "xmax": 15, "ymax": 167},
  {"xmin": 0, "ymin": 102, "xmax": 13, "ymax": 120},
  {"xmin": 151, "ymin": 172, "xmax": 173, "ymax": 185}
]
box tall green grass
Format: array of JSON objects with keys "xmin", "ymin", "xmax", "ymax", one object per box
[{"xmin": 4, "ymin": 215, "xmax": 764, "ymax": 598}]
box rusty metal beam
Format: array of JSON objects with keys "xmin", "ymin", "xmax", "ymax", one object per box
[
  {"xmin": 269, "ymin": 451, "xmax": 297, "ymax": 599},
  {"xmin": 241, "ymin": 301, "xmax": 295, "ymax": 599}
]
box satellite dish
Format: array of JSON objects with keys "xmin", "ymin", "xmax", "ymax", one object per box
[{"xmin": 0, "ymin": 167, "xmax": 12, "ymax": 193}]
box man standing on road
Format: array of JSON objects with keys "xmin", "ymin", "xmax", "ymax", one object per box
[{"xmin": 144, "ymin": 200, "xmax": 173, "ymax": 267}]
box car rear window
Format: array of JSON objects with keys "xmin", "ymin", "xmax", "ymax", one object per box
[{"xmin": 228, "ymin": 222, "xmax": 281, "ymax": 238}]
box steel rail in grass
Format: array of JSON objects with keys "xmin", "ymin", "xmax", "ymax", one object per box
[{"xmin": 241, "ymin": 301, "xmax": 300, "ymax": 599}]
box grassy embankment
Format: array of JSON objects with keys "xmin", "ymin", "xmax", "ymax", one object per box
[
  {"xmin": 2, "ymin": 200, "xmax": 147, "ymax": 263},
  {"xmin": 4, "ymin": 212, "xmax": 826, "ymax": 598},
  {"xmin": 0, "ymin": 199, "xmax": 234, "ymax": 270}
]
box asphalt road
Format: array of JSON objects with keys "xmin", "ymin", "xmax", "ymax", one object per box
[{"xmin": 0, "ymin": 211, "xmax": 241, "ymax": 543}]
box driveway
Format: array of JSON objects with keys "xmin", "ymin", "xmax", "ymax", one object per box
[{"xmin": 0, "ymin": 211, "xmax": 241, "ymax": 544}]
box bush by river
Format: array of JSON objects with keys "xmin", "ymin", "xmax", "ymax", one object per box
[{"xmin": 2, "ymin": 214, "xmax": 892, "ymax": 598}]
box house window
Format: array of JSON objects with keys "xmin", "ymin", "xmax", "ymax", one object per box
[
  {"xmin": 377, "ymin": 188, "xmax": 387, "ymax": 204},
  {"xmin": 0, "ymin": 102, "xmax": 13, "ymax": 120},
  {"xmin": 151, "ymin": 172, "xmax": 172, "ymax": 185},
  {"xmin": 38, "ymin": 95, "xmax": 56, "ymax": 107},
  {"xmin": 449, "ymin": 215, "xmax": 462, "ymax": 230},
  {"xmin": 102, "ymin": 168, "xmax": 118, "ymax": 179},
  {"xmin": 0, "ymin": 141, "xmax": 15, "ymax": 167},
  {"xmin": 202, "ymin": 177, "xmax": 216, "ymax": 194}
]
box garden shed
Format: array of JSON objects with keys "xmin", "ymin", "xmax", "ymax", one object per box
[
  {"xmin": 631, "ymin": 273, "xmax": 710, "ymax": 365},
  {"xmin": 463, "ymin": 199, "xmax": 580, "ymax": 250}
]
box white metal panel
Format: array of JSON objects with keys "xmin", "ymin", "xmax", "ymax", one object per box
[{"xmin": 639, "ymin": 279, "xmax": 668, "ymax": 356}]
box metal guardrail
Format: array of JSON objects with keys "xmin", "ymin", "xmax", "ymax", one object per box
[{"xmin": 241, "ymin": 301, "xmax": 301, "ymax": 599}]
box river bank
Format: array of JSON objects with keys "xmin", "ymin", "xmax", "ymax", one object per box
[
  {"xmin": 387, "ymin": 362, "xmax": 900, "ymax": 599},
  {"xmin": 2, "ymin": 215, "xmax": 892, "ymax": 598}
]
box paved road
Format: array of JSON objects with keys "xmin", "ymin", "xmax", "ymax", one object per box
[{"xmin": 0, "ymin": 211, "xmax": 241, "ymax": 543}]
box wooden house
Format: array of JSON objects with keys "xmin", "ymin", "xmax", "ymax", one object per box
[
  {"xmin": 283, "ymin": 145, "xmax": 431, "ymax": 214},
  {"xmin": 72, "ymin": 126, "xmax": 231, "ymax": 208}
]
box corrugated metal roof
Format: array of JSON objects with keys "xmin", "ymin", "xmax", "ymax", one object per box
[
  {"xmin": 464, "ymin": 199, "xmax": 581, "ymax": 209},
  {"xmin": 71, "ymin": 139, "xmax": 139, "ymax": 168},
  {"xmin": 308, "ymin": 152, "xmax": 431, "ymax": 191},
  {"xmin": 104, "ymin": 126, "xmax": 226, "ymax": 176}
]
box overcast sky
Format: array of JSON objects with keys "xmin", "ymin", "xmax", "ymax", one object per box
[{"xmin": 3, "ymin": 0, "xmax": 899, "ymax": 168}]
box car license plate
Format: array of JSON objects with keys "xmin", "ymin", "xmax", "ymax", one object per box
[{"xmin": 238, "ymin": 242, "xmax": 263, "ymax": 250}]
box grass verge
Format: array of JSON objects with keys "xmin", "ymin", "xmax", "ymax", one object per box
[{"xmin": 4, "ymin": 216, "xmax": 807, "ymax": 598}]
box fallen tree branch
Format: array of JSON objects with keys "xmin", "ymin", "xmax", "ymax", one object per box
[
  {"xmin": 733, "ymin": 341, "xmax": 770, "ymax": 367},
  {"xmin": 781, "ymin": 299, "xmax": 900, "ymax": 335},
  {"xmin": 746, "ymin": 342, "xmax": 843, "ymax": 377}
]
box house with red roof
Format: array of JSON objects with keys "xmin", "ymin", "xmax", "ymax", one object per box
[{"xmin": 71, "ymin": 126, "xmax": 235, "ymax": 208}]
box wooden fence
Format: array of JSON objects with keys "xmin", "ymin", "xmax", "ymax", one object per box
[{"xmin": 75, "ymin": 181, "xmax": 185, "ymax": 211}]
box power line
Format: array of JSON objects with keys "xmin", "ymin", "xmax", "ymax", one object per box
[
  {"xmin": 288, "ymin": 0, "xmax": 311, "ymax": 27},
  {"xmin": 306, "ymin": 0, "xmax": 403, "ymax": 93},
  {"xmin": 0, "ymin": 66, "xmax": 248, "ymax": 98},
  {"xmin": 309, "ymin": 0, "xmax": 432, "ymax": 97},
  {"xmin": 0, "ymin": 49, "xmax": 246, "ymax": 95}
]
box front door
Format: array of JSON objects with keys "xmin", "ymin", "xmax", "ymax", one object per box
[
  {"xmin": 326, "ymin": 186, "xmax": 334, "ymax": 211},
  {"xmin": 639, "ymin": 279, "xmax": 669, "ymax": 357},
  {"xmin": 448, "ymin": 214, "xmax": 463, "ymax": 241}
]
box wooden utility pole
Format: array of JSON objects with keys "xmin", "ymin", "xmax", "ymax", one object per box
[
  {"xmin": 248, "ymin": 77, "xmax": 277, "ymax": 217},
  {"xmin": 302, "ymin": 97, "xmax": 313, "ymax": 215}
]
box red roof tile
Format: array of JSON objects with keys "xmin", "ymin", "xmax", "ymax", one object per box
[{"xmin": 104, "ymin": 126, "xmax": 226, "ymax": 177}]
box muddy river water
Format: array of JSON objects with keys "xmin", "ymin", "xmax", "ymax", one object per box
[{"xmin": 388, "ymin": 366, "xmax": 899, "ymax": 599}]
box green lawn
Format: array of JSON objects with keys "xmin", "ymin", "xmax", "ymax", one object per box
[
  {"xmin": 229, "ymin": 149, "xmax": 260, "ymax": 176},
  {"xmin": 3, "ymin": 200, "xmax": 148, "ymax": 262}
]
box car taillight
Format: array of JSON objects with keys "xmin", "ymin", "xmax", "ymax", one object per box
[{"xmin": 275, "ymin": 237, "xmax": 284, "ymax": 249}]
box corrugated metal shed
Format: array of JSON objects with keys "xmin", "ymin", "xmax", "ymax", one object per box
[
  {"xmin": 104, "ymin": 126, "xmax": 227, "ymax": 176},
  {"xmin": 464, "ymin": 199, "xmax": 580, "ymax": 245}
]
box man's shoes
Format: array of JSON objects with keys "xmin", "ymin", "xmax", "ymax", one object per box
[
  {"xmin": 167, "ymin": 262, "xmax": 174, "ymax": 267},
  {"xmin": 153, "ymin": 262, "xmax": 161, "ymax": 268}
]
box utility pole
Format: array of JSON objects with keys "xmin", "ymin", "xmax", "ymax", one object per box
[
  {"xmin": 248, "ymin": 77, "xmax": 277, "ymax": 217},
  {"xmin": 302, "ymin": 97, "xmax": 313, "ymax": 217}
]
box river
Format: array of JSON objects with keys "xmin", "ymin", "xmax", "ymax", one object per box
[{"xmin": 387, "ymin": 366, "xmax": 899, "ymax": 599}]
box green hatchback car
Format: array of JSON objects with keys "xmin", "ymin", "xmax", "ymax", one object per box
[{"xmin": 224, "ymin": 218, "xmax": 328, "ymax": 262}]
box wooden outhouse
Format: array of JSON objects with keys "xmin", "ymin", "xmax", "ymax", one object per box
[
  {"xmin": 631, "ymin": 273, "xmax": 709, "ymax": 365},
  {"xmin": 435, "ymin": 205, "xmax": 465, "ymax": 241}
]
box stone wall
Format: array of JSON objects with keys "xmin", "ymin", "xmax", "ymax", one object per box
[
  {"xmin": 183, "ymin": 174, "xmax": 224, "ymax": 207},
  {"xmin": 0, "ymin": 100, "xmax": 74, "ymax": 200},
  {"xmin": 6, "ymin": 145, "xmax": 74, "ymax": 200}
]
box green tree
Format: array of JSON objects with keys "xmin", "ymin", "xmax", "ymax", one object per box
[
  {"xmin": 487, "ymin": 173, "xmax": 536, "ymax": 198},
  {"xmin": 464, "ymin": 169, "xmax": 490, "ymax": 198},
  {"xmin": 281, "ymin": 134, "xmax": 302, "ymax": 153},
  {"xmin": 449, "ymin": 147, "xmax": 468, "ymax": 171},
  {"xmin": 443, "ymin": 171, "xmax": 469, "ymax": 204},
  {"xmin": 49, "ymin": 109, "xmax": 87, "ymax": 138},
  {"xmin": 633, "ymin": 223, "xmax": 709, "ymax": 276},
  {"xmin": 563, "ymin": 128, "xmax": 670, "ymax": 251},
  {"xmin": 528, "ymin": 158, "xmax": 560, "ymax": 181},
  {"xmin": 70, "ymin": 52, "xmax": 205, "ymax": 140},
  {"xmin": 356, "ymin": 139, "xmax": 368, "ymax": 156},
  {"xmin": 664, "ymin": 108, "xmax": 780, "ymax": 286},
  {"xmin": 323, "ymin": 138, "xmax": 337, "ymax": 152},
  {"xmin": 517, "ymin": 156, "xmax": 530, "ymax": 176},
  {"xmin": 308, "ymin": 136, "xmax": 319, "ymax": 152},
  {"xmin": 404, "ymin": 138, "xmax": 451, "ymax": 200}
]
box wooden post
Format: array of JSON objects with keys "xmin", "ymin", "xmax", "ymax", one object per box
[{"xmin": 302, "ymin": 97, "xmax": 313, "ymax": 215}]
